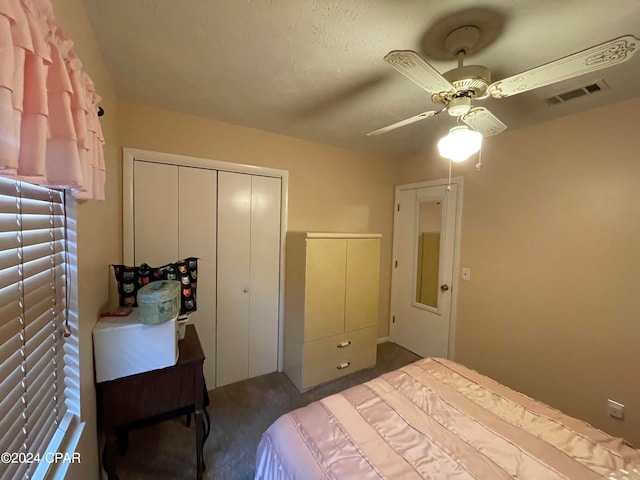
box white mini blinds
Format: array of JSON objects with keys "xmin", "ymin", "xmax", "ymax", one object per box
[{"xmin": 0, "ymin": 177, "xmax": 68, "ymax": 480}]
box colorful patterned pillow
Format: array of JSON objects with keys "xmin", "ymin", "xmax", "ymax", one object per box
[{"xmin": 112, "ymin": 257, "xmax": 198, "ymax": 314}]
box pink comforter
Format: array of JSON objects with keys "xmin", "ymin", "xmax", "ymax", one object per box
[{"xmin": 255, "ymin": 358, "xmax": 640, "ymax": 479}]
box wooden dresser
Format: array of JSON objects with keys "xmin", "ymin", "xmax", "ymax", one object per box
[{"xmin": 284, "ymin": 232, "xmax": 381, "ymax": 391}]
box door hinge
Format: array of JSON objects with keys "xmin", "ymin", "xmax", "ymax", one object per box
[
  {"xmin": 397, "ymin": 204, "xmax": 400, "ymax": 212},
  {"xmin": 392, "ymin": 315, "xmax": 395, "ymax": 324},
  {"xmin": 394, "ymin": 260, "xmax": 398, "ymax": 268}
]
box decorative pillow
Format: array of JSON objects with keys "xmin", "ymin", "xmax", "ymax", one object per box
[{"xmin": 112, "ymin": 257, "xmax": 198, "ymax": 314}]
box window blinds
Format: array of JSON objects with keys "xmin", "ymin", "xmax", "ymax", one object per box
[{"xmin": 0, "ymin": 177, "xmax": 68, "ymax": 480}]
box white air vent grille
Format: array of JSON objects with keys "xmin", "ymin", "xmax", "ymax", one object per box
[{"xmin": 545, "ymin": 80, "xmax": 609, "ymax": 106}]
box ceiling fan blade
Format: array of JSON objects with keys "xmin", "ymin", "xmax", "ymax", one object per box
[
  {"xmin": 384, "ymin": 50, "xmax": 456, "ymax": 95},
  {"xmin": 462, "ymin": 107, "xmax": 507, "ymax": 136},
  {"xmin": 487, "ymin": 35, "xmax": 639, "ymax": 98},
  {"xmin": 366, "ymin": 110, "xmax": 439, "ymax": 136}
]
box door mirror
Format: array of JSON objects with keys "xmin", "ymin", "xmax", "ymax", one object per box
[{"xmin": 415, "ymin": 200, "xmax": 441, "ymax": 309}]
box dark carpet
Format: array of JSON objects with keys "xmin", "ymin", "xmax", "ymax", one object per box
[{"xmin": 113, "ymin": 341, "xmax": 420, "ymax": 479}]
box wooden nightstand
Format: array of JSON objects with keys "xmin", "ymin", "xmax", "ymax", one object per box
[{"xmin": 96, "ymin": 324, "xmax": 206, "ymax": 479}]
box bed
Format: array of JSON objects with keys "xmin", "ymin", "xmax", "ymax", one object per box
[{"xmin": 255, "ymin": 358, "xmax": 640, "ymax": 479}]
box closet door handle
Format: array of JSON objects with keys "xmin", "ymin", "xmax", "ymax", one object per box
[
  {"xmin": 243, "ymin": 288, "xmax": 249, "ymax": 293},
  {"xmin": 337, "ymin": 341, "xmax": 351, "ymax": 348},
  {"xmin": 336, "ymin": 362, "xmax": 351, "ymax": 370}
]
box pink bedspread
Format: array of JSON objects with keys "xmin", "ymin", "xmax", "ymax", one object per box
[{"xmin": 255, "ymin": 358, "xmax": 640, "ymax": 479}]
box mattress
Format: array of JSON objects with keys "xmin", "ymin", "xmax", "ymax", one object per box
[{"xmin": 255, "ymin": 358, "xmax": 640, "ymax": 479}]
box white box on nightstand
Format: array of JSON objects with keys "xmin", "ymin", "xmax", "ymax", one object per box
[{"xmin": 93, "ymin": 308, "xmax": 178, "ymax": 383}]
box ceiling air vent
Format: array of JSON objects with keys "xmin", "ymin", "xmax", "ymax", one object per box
[{"xmin": 545, "ymin": 80, "xmax": 609, "ymax": 106}]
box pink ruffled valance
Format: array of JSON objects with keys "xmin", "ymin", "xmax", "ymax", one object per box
[{"xmin": 0, "ymin": 0, "xmax": 105, "ymax": 200}]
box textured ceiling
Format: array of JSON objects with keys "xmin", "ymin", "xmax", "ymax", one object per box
[{"xmin": 80, "ymin": 0, "xmax": 640, "ymax": 158}]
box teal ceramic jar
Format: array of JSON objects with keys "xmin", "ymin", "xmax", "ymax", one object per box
[{"xmin": 137, "ymin": 280, "xmax": 181, "ymax": 324}]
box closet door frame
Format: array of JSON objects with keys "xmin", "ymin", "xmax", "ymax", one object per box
[{"xmin": 122, "ymin": 147, "xmax": 289, "ymax": 371}]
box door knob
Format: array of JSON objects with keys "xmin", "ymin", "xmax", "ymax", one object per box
[{"xmin": 440, "ymin": 284, "xmax": 449, "ymax": 292}]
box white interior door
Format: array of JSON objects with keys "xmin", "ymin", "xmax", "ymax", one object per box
[
  {"xmin": 390, "ymin": 181, "xmax": 461, "ymax": 358},
  {"xmin": 134, "ymin": 163, "xmax": 218, "ymax": 388},
  {"xmin": 178, "ymin": 167, "xmax": 217, "ymax": 389},
  {"xmin": 216, "ymin": 171, "xmax": 281, "ymax": 386},
  {"xmin": 248, "ymin": 175, "xmax": 281, "ymax": 378},
  {"xmin": 217, "ymin": 171, "xmax": 252, "ymax": 387},
  {"xmin": 124, "ymin": 149, "xmax": 287, "ymax": 390}
]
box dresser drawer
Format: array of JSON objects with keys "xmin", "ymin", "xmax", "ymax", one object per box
[{"xmin": 302, "ymin": 326, "xmax": 377, "ymax": 390}]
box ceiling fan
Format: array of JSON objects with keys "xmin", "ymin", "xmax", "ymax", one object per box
[{"xmin": 367, "ymin": 26, "xmax": 639, "ymax": 137}]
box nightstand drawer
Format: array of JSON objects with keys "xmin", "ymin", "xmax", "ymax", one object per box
[{"xmin": 301, "ymin": 326, "xmax": 377, "ymax": 389}]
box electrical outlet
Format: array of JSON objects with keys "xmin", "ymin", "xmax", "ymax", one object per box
[
  {"xmin": 607, "ymin": 399, "xmax": 624, "ymax": 420},
  {"xmin": 461, "ymin": 267, "xmax": 471, "ymax": 281}
]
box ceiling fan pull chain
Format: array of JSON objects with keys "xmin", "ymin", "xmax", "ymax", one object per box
[
  {"xmin": 447, "ymin": 159, "xmax": 453, "ymax": 191},
  {"xmin": 476, "ymin": 144, "xmax": 484, "ymax": 171}
]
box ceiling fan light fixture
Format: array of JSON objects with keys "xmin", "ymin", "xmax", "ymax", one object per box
[{"xmin": 437, "ymin": 125, "xmax": 482, "ymax": 162}]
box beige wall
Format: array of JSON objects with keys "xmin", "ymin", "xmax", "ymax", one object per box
[
  {"xmin": 396, "ymin": 97, "xmax": 640, "ymax": 447},
  {"xmin": 118, "ymin": 101, "xmax": 397, "ymax": 340},
  {"xmin": 51, "ymin": 1, "xmax": 122, "ymax": 478}
]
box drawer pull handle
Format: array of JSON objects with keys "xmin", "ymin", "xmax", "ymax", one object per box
[
  {"xmin": 337, "ymin": 362, "xmax": 351, "ymax": 370},
  {"xmin": 337, "ymin": 341, "xmax": 351, "ymax": 348}
]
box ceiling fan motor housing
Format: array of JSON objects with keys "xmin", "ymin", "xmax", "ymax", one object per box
[
  {"xmin": 431, "ymin": 65, "xmax": 492, "ymax": 105},
  {"xmin": 447, "ymin": 96, "xmax": 472, "ymax": 116}
]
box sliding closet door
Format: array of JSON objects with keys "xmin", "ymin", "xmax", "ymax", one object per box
[
  {"xmin": 178, "ymin": 167, "xmax": 217, "ymax": 388},
  {"xmin": 133, "ymin": 161, "xmax": 178, "ymax": 265},
  {"xmin": 217, "ymin": 171, "xmax": 281, "ymax": 387}
]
